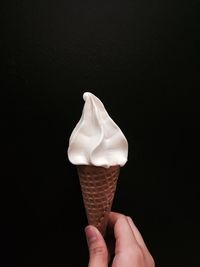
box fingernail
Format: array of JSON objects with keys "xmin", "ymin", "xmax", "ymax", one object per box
[
  {"xmin": 127, "ymin": 216, "xmax": 133, "ymax": 224},
  {"xmin": 85, "ymin": 226, "xmax": 97, "ymax": 244}
]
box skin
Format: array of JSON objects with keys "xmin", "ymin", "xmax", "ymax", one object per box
[{"xmin": 85, "ymin": 212, "xmax": 155, "ymax": 267}]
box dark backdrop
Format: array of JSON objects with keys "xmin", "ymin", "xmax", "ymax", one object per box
[{"xmin": 1, "ymin": 0, "xmax": 199, "ymax": 266}]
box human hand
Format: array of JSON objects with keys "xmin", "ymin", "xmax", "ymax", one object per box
[{"xmin": 85, "ymin": 212, "xmax": 155, "ymax": 267}]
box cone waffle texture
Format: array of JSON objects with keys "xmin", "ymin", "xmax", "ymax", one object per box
[{"xmin": 77, "ymin": 165, "xmax": 120, "ymax": 236}]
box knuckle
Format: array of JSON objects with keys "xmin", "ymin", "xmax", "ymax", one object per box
[{"xmin": 90, "ymin": 245, "xmax": 107, "ymax": 257}]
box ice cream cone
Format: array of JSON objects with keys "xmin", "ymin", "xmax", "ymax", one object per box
[{"xmin": 77, "ymin": 165, "xmax": 120, "ymax": 236}]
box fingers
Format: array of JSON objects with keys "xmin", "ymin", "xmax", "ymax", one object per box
[
  {"xmin": 126, "ymin": 216, "xmax": 148, "ymax": 251},
  {"xmin": 108, "ymin": 212, "xmax": 139, "ymax": 254},
  {"xmin": 109, "ymin": 212, "xmax": 155, "ymax": 267},
  {"xmin": 85, "ymin": 225, "xmax": 108, "ymax": 267}
]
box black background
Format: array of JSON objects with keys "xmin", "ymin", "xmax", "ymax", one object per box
[{"xmin": 1, "ymin": 0, "xmax": 200, "ymax": 266}]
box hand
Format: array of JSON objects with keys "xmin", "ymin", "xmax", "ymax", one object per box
[{"xmin": 85, "ymin": 212, "xmax": 155, "ymax": 267}]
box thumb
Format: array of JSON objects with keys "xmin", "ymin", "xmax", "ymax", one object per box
[{"xmin": 85, "ymin": 225, "xmax": 108, "ymax": 267}]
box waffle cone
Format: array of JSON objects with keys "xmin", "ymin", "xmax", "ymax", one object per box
[{"xmin": 77, "ymin": 165, "xmax": 120, "ymax": 236}]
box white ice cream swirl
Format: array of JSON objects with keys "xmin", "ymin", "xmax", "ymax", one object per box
[{"xmin": 68, "ymin": 92, "xmax": 128, "ymax": 168}]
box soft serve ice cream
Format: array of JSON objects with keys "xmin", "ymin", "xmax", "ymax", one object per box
[
  {"xmin": 67, "ymin": 92, "xmax": 128, "ymax": 235},
  {"xmin": 68, "ymin": 92, "xmax": 128, "ymax": 168}
]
